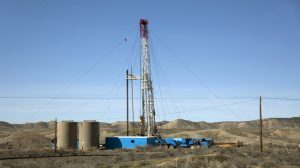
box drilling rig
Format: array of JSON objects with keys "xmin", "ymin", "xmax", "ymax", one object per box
[
  {"xmin": 105, "ymin": 19, "xmax": 214, "ymax": 149},
  {"xmin": 139, "ymin": 19, "xmax": 158, "ymax": 137}
]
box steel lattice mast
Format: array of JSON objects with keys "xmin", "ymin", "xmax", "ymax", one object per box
[{"xmin": 139, "ymin": 19, "xmax": 157, "ymax": 137}]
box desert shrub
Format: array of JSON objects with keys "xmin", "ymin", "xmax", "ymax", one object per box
[
  {"xmin": 147, "ymin": 152, "xmax": 168, "ymax": 159},
  {"xmin": 1, "ymin": 143, "xmax": 300, "ymax": 168},
  {"xmin": 166, "ymin": 155, "xmax": 229, "ymax": 168}
]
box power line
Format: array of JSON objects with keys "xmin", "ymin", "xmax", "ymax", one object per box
[
  {"xmin": 263, "ymin": 97, "xmax": 300, "ymax": 101},
  {"xmin": 167, "ymin": 98, "xmax": 257, "ymax": 114},
  {"xmin": 2, "ymin": 96, "xmax": 300, "ymax": 100}
]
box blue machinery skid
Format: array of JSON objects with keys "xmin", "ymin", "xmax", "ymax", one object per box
[{"xmin": 105, "ymin": 136, "xmax": 214, "ymax": 149}]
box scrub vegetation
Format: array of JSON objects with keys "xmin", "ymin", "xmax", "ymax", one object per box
[{"xmin": 0, "ymin": 118, "xmax": 299, "ymax": 167}]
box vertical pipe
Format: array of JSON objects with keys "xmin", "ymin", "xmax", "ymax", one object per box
[
  {"xmin": 54, "ymin": 118, "xmax": 57, "ymax": 153},
  {"xmin": 126, "ymin": 70, "xmax": 129, "ymax": 136},
  {"xmin": 259, "ymin": 96, "xmax": 263, "ymax": 152}
]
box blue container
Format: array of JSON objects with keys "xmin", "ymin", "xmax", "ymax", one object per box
[{"xmin": 105, "ymin": 136, "xmax": 156, "ymax": 149}]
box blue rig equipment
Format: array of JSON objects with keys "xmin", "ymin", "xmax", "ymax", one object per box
[{"xmin": 105, "ymin": 136, "xmax": 214, "ymax": 149}]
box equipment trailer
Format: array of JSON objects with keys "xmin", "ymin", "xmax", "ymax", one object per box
[{"xmin": 157, "ymin": 138, "xmax": 214, "ymax": 149}]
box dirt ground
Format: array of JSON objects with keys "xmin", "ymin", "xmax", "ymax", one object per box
[
  {"xmin": 0, "ymin": 118, "xmax": 300, "ymax": 167},
  {"xmin": 0, "ymin": 144, "xmax": 299, "ymax": 168}
]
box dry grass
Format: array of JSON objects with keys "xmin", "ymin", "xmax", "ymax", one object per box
[
  {"xmin": 0, "ymin": 144, "xmax": 299, "ymax": 168},
  {"xmin": 0, "ymin": 118, "xmax": 300, "ymax": 167}
]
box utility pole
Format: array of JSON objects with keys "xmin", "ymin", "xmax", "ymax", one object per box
[
  {"xmin": 259, "ymin": 96, "xmax": 263, "ymax": 152},
  {"xmin": 131, "ymin": 67, "xmax": 135, "ymax": 134},
  {"xmin": 54, "ymin": 118, "xmax": 57, "ymax": 153},
  {"xmin": 126, "ymin": 68, "xmax": 139, "ymax": 136},
  {"xmin": 126, "ymin": 70, "xmax": 129, "ymax": 136}
]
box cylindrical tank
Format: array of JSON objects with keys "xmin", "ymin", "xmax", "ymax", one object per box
[
  {"xmin": 57, "ymin": 121, "xmax": 77, "ymax": 150},
  {"xmin": 79, "ymin": 120, "xmax": 99, "ymax": 150}
]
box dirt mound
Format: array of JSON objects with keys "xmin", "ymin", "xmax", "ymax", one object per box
[
  {"xmin": 215, "ymin": 121, "xmax": 258, "ymax": 133},
  {"xmin": 213, "ymin": 117, "xmax": 300, "ymax": 130},
  {"xmin": 149, "ymin": 117, "xmax": 300, "ymax": 131},
  {"xmin": 161, "ymin": 119, "xmax": 215, "ymax": 130},
  {"xmin": 110, "ymin": 121, "xmax": 143, "ymax": 131},
  {"xmin": 21, "ymin": 122, "xmax": 50, "ymax": 129},
  {"xmin": 111, "ymin": 121, "xmax": 127, "ymax": 130},
  {"xmin": 0, "ymin": 132, "xmax": 51, "ymax": 149},
  {"xmin": 99, "ymin": 122, "xmax": 112, "ymax": 129},
  {"xmin": 0, "ymin": 121, "xmax": 14, "ymax": 129},
  {"xmin": 197, "ymin": 121, "xmax": 217, "ymax": 129},
  {"xmin": 214, "ymin": 122, "xmax": 238, "ymax": 129},
  {"xmin": 237, "ymin": 121, "xmax": 258, "ymax": 130},
  {"xmin": 47, "ymin": 121, "xmax": 56, "ymax": 129},
  {"xmin": 272, "ymin": 128, "xmax": 300, "ymax": 142},
  {"xmin": 0, "ymin": 121, "xmax": 55, "ymax": 131},
  {"xmin": 263, "ymin": 118, "xmax": 300, "ymax": 129},
  {"xmin": 162, "ymin": 119, "xmax": 198, "ymax": 129},
  {"xmin": 157, "ymin": 120, "xmax": 169, "ymax": 126}
]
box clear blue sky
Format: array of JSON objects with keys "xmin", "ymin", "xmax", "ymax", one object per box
[{"xmin": 0, "ymin": 0, "xmax": 300, "ymax": 123}]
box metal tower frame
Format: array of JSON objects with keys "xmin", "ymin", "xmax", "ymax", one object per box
[{"xmin": 139, "ymin": 19, "xmax": 157, "ymax": 137}]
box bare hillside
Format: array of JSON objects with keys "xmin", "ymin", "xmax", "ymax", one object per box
[
  {"xmin": 161, "ymin": 119, "xmax": 216, "ymax": 130},
  {"xmin": 0, "ymin": 117, "xmax": 299, "ymax": 168},
  {"xmin": 0, "ymin": 117, "xmax": 299, "ymax": 148}
]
